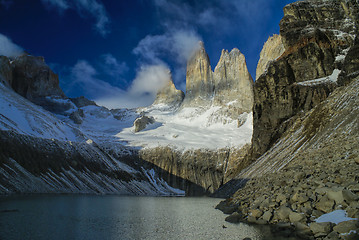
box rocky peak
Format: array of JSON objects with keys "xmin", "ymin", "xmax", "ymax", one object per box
[
  {"xmin": 213, "ymin": 48, "xmax": 253, "ymax": 113},
  {"xmin": 181, "ymin": 41, "xmax": 214, "ymax": 107},
  {"xmin": 181, "ymin": 42, "xmax": 253, "ymax": 113},
  {"xmin": 256, "ymin": 34, "xmax": 285, "ymax": 80},
  {"xmin": 11, "ymin": 54, "xmax": 66, "ymax": 101},
  {"xmin": 152, "ymin": 77, "xmax": 184, "ymax": 108}
]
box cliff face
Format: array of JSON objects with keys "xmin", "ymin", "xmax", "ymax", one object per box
[
  {"xmin": 251, "ymin": 0, "xmax": 359, "ymax": 159},
  {"xmin": 213, "ymin": 48, "xmax": 253, "ymax": 113},
  {"xmin": 256, "ymin": 34, "xmax": 285, "ymax": 80}
]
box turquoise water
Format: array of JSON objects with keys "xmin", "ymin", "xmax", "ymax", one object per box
[{"xmin": 0, "ymin": 195, "xmax": 294, "ymax": 240}]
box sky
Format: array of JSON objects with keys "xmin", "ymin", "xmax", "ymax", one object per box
[{"xmin": 0, "ymin": 0, "xmax": 295, "ymax": 109}]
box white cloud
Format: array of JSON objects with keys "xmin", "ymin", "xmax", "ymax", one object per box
[
  {"xmin": 41, "ymin": 0, "xmax": 110, "ymax": 36},
  {"xmin": 0, "ymin": 33, "xmax": 24, "ymax": 57},
  {"xmin": 67, "ymin": 59, "xmax": 171, "ymax": 109},
  {"xmin": 133, "ymin": 29, "xmax": 201, "ymax": 89}
]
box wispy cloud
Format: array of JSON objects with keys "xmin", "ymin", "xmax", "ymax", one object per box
[
  {"xmin": 41, "ymin": 0, "xmax": 110, "ymax": 36},
  {"xmin": 0, "ymin": 33, "xmax": 24, "ymax": 57}
]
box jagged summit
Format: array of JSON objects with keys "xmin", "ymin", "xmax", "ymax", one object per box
[
  {"xmin": 256, "ymin": 34, "xmax": 285, "ymax": 80},
  {"xmin": 180, "ymin": 41, "xmax": 253, "ymax": 113},
  {"xmin": 152, "ymin": 77, "xmax": 184, "ymax": 109}
]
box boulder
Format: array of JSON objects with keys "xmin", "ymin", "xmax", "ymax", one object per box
[
  {"xmin": 289, "ymin": 211, "xmax": 306, "ymax": 223},
  {"xmin": 333, "ymin": 220, "xmax": 359, "ymax": 234},
  {"xmin": 262, "ymin": 210, "xmax": 273, "ymax": 222},
  {"xmin": 310, "ymin": 222, "xmax": 333, "ymax": 237},
  {"xmin": 275, "ymin": 206, "xmax": 292, "ymax": 221},
  {"xmin": 249, "ymin": 209, "xmax": 263, "ymax": 218},
  {"xmin": 134, "ymin": 116, "xmax": 155, "ymax": 132},
  {"xmin": 316, "ymin": 196, "xmax": 335, "ymax": 213},
  {"xmin": 225, "ymin": 212, "xmax": 243, "ymax": 223}
]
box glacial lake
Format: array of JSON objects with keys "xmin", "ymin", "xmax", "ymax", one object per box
[{"xmin": 0, "ymin": 195, "xmax": 297, "ymax": 240}]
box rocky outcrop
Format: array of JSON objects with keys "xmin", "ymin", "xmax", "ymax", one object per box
[
  {"xmin": 11, "ymin": 55, "xmax": 66, "ymax": 100},
  {"xmin": 256, "ymin": 34, "xmax": 285, "ymax": 80},
  {"xmin": 251, "ymin": 0, "xmax": 359, "ymax": 160},
  {"xmin": 152, "ymin": 78, "xmax": 184, "ymax": 108},
  {"xmin": 0, "ymin": 56, "xmax": 12, "ymax": 87}
]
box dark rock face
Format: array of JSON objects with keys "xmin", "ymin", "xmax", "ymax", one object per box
[
  {"xmin": 0, "ymin": 56, "xmax": 12, "ymax": 87},
  {"xmin": 9, "ymin": 55, "xmax": 74, "ymax": 114},
  {"xmin": 251, "ymin": 0, "xmax": 359, "ymax": 159},
  {"xmin": 11, "ymin": 55, "xmax": 65, "ymax": 100},
  {"xmin": 338, "ymin": 37, "xmax": 359, "ymax": 86}
]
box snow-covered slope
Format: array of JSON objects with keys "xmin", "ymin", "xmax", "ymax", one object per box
[
  {"xmin": 0, "ymin": 83, "xmax": 184, "ymax": 196},
  {"xmin": 0, "ymin": 83, "xmax": 83, "ymax": 142},
  {"xmin": 118, "ymin": 104, "xmax": 253, "ymax": 151}
]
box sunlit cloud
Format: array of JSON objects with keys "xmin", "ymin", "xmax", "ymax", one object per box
[
  {"xmin": 41, "ymin": 0, "xmax": 110, "ymax": 36},
  {"xmin": 0, "ymin": 33, "xmax": 24, "ymax": 57}
]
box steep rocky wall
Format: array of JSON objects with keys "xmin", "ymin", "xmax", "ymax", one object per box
[
  {"xmin": 251, "ymin": 0, "xmax": 359, "ymax": 160},
  {"xmin": 139, "ymin": 145, "xmax": 251, "ymax": 194}
]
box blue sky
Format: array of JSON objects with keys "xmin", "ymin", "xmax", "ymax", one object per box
[{"xmin": 0, "ymin": 0, "xmax": 295, "ymax": 109}]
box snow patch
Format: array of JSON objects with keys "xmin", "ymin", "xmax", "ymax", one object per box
[
  {"xmin": 117, "ymin": 106, "xmax": 253, "ymax": 151},
  {"xmin": 314, "ymin": 210, "xmax": 357, "ymax": 224},
  {"xmin": 297, "ymin": 69, "xmax": 341, "ymax": 86}
]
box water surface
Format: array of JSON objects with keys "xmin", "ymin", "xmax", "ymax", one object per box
[{"xmin": 0, "ymin": 195, "xmax": 292, "ymax": 240}]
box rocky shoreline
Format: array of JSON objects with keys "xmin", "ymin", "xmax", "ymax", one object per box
[{"xmin": 216, "ymin": 148, "xmax": 359, "ymax": 240}]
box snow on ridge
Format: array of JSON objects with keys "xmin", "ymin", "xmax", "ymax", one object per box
[{"xmin": 297, "ymin": 69, "xmax": 341, "ymax": 86}]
